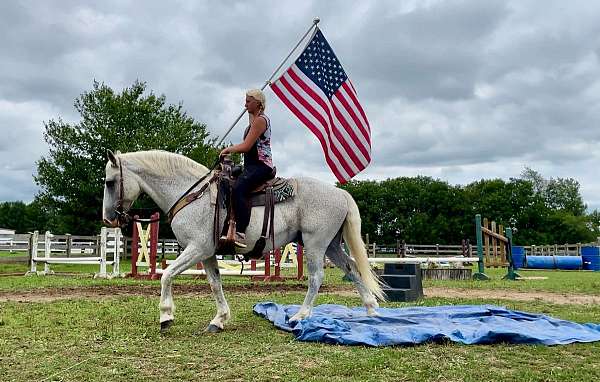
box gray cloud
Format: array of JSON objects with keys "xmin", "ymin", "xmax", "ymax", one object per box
[{"xmin": 1, "ymin": 0, "xmax": 600, "ymax": 213}]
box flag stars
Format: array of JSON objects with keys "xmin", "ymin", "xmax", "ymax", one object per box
[{"xmin": 294, "ymin": 30, "xmax": 349, "ymax": 98}]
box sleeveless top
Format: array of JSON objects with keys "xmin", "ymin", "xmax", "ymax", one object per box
[{"xmin": 243, "ymin": 114, "xmax": 273, "ymax": 168}]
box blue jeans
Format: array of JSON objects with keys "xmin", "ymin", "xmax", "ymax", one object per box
[{"xmin": 233, "ymin": 163, "xmax": 273, "ymax": 234}]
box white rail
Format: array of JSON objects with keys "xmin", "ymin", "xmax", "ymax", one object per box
[
  {"xmin": 28, "ymin": 227, "xmax": 123, "ymax": 278},
  {"xmin": 368, "ymin": 257, "xmax": 479, "ymax": 264}
]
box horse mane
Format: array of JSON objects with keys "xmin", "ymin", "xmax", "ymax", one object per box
[{"xmin": 119, "ymin": 150, "xmax": 209, "ymax": 178}]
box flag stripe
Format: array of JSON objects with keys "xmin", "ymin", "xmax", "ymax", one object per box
[
  {"xmin": 271, "ymin": 80, "xmax": 350, "ymax": 181},
  {"xmin": 287, "ymin": 66, "xmax": 366, "ymax": 171},
  {"xmin": 339, "ymin": 84, "xmax": 371, "ymax": 139},
  {"xmin": 276, "ymin": 71, "xmax": 357, "ymax": 177},
  {"xmin": 335, "ymin": 86, "xmax": 371, "ymax": 147},
  {"xmin": 342, "ymin": 82, "xmax": 370, "ymax": 131},
  {"xmin": 330, "ymin": 92, "xmax": 371, "ymax": 162},
  {"xmin": 327, "ymin": 98, "xmax": 369, "ymax": 167}
]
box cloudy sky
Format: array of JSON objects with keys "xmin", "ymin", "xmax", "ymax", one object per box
[{"xmin": 2, "ymin": 0, "xmax": 600, "ymax": 210}]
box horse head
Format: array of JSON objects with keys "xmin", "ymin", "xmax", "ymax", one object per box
[{"xmin": 102, "ymin": 150, "xmax": 143, "ymax": 227}]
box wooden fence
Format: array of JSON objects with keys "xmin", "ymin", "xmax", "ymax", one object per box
[
  {"xmin": 524, "ymin": 243, "xmax": 583, "ymax": 256},
  {"xmin": 363, "ymin": 237, "xmax": 473, "ymax": 259}
]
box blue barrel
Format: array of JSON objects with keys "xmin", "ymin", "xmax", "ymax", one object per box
[
  {"xmin": 582, "ymin": 246, "xmax": 600, "ymax": 271},
  {"xmin": 511, "ymin": 246, "xmax": 525, "ymax": 269},
  {"xmin": 525, "ymin": 255, "xmax": 583, "ymax": 270},
  {"xmin": 554, "ymin": 256, "xmax": 583, "ymax": 270}
]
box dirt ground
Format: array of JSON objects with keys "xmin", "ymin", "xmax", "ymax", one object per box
[{"xmin": 1, "ymin": 284, "xmax": 599, "ymax": 305}]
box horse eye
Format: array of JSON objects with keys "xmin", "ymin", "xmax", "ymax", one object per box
[{"xmin": 105, "ymin": 180, "xmax": 115, "ymax": 188}]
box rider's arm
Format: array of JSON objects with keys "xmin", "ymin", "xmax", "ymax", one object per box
[{"xmin": 221, "ymin": 116, "xmax": 267, "ymax": 155}]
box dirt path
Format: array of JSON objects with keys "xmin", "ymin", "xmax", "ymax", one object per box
[
  {"xmin": 425, "ymin": 287, "xmax": 600, "ymax": 305},
  {"xmin": 0, "ymin": 284, "xmax": 345, "ymax": 303},
  {"xmin": 1, "ymin": 284, "xmax": 599, "ymax": 305}
]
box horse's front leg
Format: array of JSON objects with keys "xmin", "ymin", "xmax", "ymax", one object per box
[
  {"xmin": 159, "ymin": 244, "xmax": 201, "ymax": 332},
  {"xmin": 202, "ymin": 255, "xmax": 231, "ymax": 332}
]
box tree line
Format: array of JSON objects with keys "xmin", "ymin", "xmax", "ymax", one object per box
[
  {"xmin": 1, "ymin": 81, "xmax": 599, "ymax": 245},
  {"xmin": 339, "ymin": 171, "xmax": 600, "ymax": 245}
]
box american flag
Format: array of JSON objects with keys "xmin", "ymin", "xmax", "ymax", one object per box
[{"xmin": 271, "ymin": 28, "xmax": 371, "ymax": 183}]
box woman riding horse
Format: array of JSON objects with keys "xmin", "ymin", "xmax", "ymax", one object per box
[{"xmin": 220, "ymin": 89, "xmax": 274, "ymax": 248}]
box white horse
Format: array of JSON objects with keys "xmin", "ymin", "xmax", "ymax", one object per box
[{"xmin": 102, "ymin": 150, "xmax": 384, "ymax": 333}]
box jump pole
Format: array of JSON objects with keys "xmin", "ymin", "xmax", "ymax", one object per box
[{"xmin": 473, "ymin": 214, "xmax": 489, "ymax": 280}]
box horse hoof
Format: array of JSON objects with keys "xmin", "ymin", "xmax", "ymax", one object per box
[
  {"xmin": 205, "ymin": 324, "xmax": 223, "ymax": 333},
  {"xmin": 160, "ymin": 320, "xmax": 174, "ymax": 333}
]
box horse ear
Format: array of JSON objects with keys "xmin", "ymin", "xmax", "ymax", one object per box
[{"xmin": 107, "ymin": 150, "xmax": 119, "ymax": 168}]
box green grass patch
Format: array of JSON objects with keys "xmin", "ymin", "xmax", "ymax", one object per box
[
  {"xmin": 1, "ymin": 292, "xmax": 599, "ymax": 382},
  {"xmin": 0, "ymin": 250, "xmax": 27, "ymax": 257},
  {"xmin": 1, "ymin": 265, "xmax": 600, "ymax": 381},
  {"xmin": 5, "ymin": 262, "xmax": 600, "ymax": 296},
  {"xmin": 424, "ymin": 267, "xmax": 600, "ymax": 295}
]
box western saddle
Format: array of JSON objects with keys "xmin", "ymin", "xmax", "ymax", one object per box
[{"xmin": 214, "ymin": 155, "xmax": 295, "ymax": 261}]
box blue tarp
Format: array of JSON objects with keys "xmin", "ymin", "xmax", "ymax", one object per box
[{"xmin": 253, "ymin": 302, "xmax": 600, "ymax": 346}]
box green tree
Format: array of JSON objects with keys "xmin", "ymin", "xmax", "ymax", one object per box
[
  {"xmin": 0, "ymin": 202, "xmax": 28, "ymax": 232},
  {"xmin": 338, "ymin": 180, "xmax": 382, "ymax": 241},
  {"xmin": 340, "ymin": 177, "xmax": 466, "ymax": 244},
  {"xmin": 0, "ymin": 201, "xmax": 50, "ymax": 233},
  {"xmin": 587, "ymin": 210, "xmax": 600, "ymax": 240},
  {"xmin": 35, "ymin": 80, "xmax": 220, "ymax": 235},
  {"xmin": 521, "ymin": 168, "xmax": 586, "ymax": 216}
]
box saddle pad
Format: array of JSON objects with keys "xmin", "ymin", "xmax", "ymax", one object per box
[
  {"xmin": 254, "ymin": 302, "xmax": 600, "ymax": 347},
  {"xmin": 210, "ymin": 178, "xmax": 296, "ymax": 206},
  {"xmin": 250, "ymin": 178, "xmax": 296, "ymax": 207}
]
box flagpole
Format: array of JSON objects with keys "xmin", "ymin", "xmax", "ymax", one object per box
[{"xmin": 216, "ymin": 17, "xmax": 320, "ymax": 146}]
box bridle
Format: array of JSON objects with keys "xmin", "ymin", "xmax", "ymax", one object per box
[
  {"xmin": 112, "ymin": 156, "xmax": 221, "ymax": 226},
  {"xmin": 113, "ymin": 160, "xmax": 159, "ymax": 226}
]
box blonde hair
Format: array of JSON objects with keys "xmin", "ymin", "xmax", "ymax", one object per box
[{"xmin": 246, "ymin": 89, "xmax": 266, "ymax": 111}]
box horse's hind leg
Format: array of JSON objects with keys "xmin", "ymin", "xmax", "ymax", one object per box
[
  {"xmin": 325, "ymin": 231, "xmax": 379, "ymax": 316},
  {"xmin": 201, "ymin": 255, "xmax": 231, "ymax": 333},
  {"xmin": 289, "ymin": 240, "xmax": 326, "ymax": 322},
  {"xmin": 159, "ymin": 245, "xmax": 201, "ymax": 332}
]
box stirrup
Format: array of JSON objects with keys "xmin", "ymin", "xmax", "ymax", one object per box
[{"xmin": 234, "ymin": 232, "xmax": 247, "ymax": 249}]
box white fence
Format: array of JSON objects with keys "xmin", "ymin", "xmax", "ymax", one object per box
[{"xmin": 26, "ymin": 228, "xmax": 123, "ymax": 278}]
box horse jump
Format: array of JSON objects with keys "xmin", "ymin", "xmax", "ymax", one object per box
[{"xmin": 128, "ymin": 212, "xmax": 304, "ymax": 280}]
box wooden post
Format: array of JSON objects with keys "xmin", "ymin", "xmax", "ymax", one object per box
[
  {"xmin": 149, "ymin": 212, "xmax": 160, "ymax": 280},
  {"xmin": 29, "ymin": 231, "xmax": 39, "ymax": 274},
  {"xmin": 130, "ymin": 215, "xmax": 140, "ymax": 277},
  {"xmin": 113, "ymin": 228, "xmax": 122, "ymax": 277},
  {"xmin": 274, "ymin": 248, "xmax": 282, "ymax": 280},
  {"xmin": 473, "ymin": 214, "xmax": 489, "ymax": 280},
  {"xmin": 297, "ymin": 244, "xmax": 304, "ymax": 280},
  {"xmin": 44, "ymin": 231, "xmax": 52, "ymax": 275},
  {"xmin": 98, "ymin": 227, "xmax": 108, "ymax": 278},
  {"xmin": 264, "ymin": 251, "xmax": 271, "ymax": 280},
  {"xmin": 66, "ymin": 234, "xmax": 72, "ymax": 258},
  {"xmin": 502, "ymin": 228, "xmax": 520, "ymax": 280}
]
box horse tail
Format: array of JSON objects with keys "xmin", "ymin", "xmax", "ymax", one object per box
[{"xmin": 341, "ymin": 190, "xmax": 386, "ymax": 301}]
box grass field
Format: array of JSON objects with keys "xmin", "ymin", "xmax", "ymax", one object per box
[{"xmin": 1, "ymin": 262, "xmax": 600, "ymax": 381}]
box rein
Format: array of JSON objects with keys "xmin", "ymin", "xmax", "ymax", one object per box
[{"xmin": 165, "ymin": 157, "xmax": 221, "ymax": 222}]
